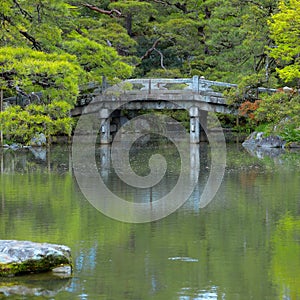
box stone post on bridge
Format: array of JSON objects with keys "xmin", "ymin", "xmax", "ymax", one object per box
[
  {"xmin": 192, "ymin": 75, "xmax": 199, "ymax": 93},
  {"xmin": 189, "ymin": 107, "xmax": 208, "ymax": 143},
  {"xmin": 99, "ymin": 109, "xmax": 111, "ymax": 144}
]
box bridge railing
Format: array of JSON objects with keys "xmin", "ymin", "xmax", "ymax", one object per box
[
  {"xmin": 77, "ymin": 76, "xmax": 279, "ymax": 107},
  {"xmin": 122, "ymin": 76, "xmax": 237, "ymax": 94}
]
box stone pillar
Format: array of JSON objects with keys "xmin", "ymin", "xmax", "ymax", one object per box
[
  {"xmin": 199, "ymin": 110, "xmax": 208, "ymax": 142},
  {"xmin": 99, "ymin": 109, "xmax": 111, "ymax": 144},
  {"xmin": 192, "ymin": 75, "xmax": 199, "ymax": 93},
  {"xmin": 189, "ymin": 107, "xmax": 200, "ymax": 144}
]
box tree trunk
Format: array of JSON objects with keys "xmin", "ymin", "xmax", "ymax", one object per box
[{"xmin": 126, "ymin": 14, "xmax": 132, "ymax": 37}]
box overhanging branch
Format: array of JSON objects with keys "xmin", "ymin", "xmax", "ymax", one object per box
[
  {"xmin": 0, "ymin": 13, "xmax": 42, "ymax": 50},
  {"xmin": 12, "ymin": 0, "xmax": 33, "ymax": 21},
  {"xmin": 136, "ymin": 39, "xmax": 166, "ymax": 69},
  {"xmin": 19, "ymin": 30, "xmax": 42, "ymax": 51},
  {"xmin": 141, "ymin": 38, "xmax": 161, "ymax": 60},
  {"xmin": 83, "ymin": 3, "xmax": 122, "ymax": 18}
]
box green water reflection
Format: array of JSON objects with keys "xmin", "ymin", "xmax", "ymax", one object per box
[{"xmin": 0, "ymin": 144, "xmax": 299, "ymax": 299}]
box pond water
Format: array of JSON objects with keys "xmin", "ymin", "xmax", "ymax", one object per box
[{"xmin": 0, "ymin": 141, "xmax": 300, "ymax": 299}]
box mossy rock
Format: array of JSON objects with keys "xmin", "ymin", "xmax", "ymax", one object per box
[{"xmin": 0, "ymin": 240, "xmax": 72, "ymax": 277}]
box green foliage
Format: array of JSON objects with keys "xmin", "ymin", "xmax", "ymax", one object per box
[
  {"xmin": 144, "ymin": 68, "xmax": 183, "ymax": 78},
  {"xmin": 0, "ymin": 47, "xmax": 81, "ymax": 104},
  {"xmin": 75, "ymin": 17, "xmax": 137, "ymax": 57},
  {"xmin": 0, "ymin": 0, "xmax": 137, "ymax": 144},
  {"xmin": 62, "ymin": 34, "xmax": 133, "ymax": 82},
  {"xmin": 253, "ymin": 92, "xmax": 300, "ymax": 141},
  {"xmin": 226, "ymin": 73, "xmax": 275, "ymax": 106},
  {"xmin": 268, "ymin": 0, "xmax": 300, "ymax": 84},
  {"xmin": 109, "ymin": 0, "xmax": 156, "ymax": 36},
  {"xmin": 280, "ymin": 125, "xmax": 300, "ymax": 143},
  {"xmin": 0, "ymin": 0, "xmax": 135, "ymax": 90},
  {"xmin": 255, "ymin": 92, "xmax": 300, "ymax": 123},
  {"xmin": 0, "ymin": 0, "xmax": 284, "ymax": 83},
  {"xmin": 0, "ymin": 101, "xmax": 73, "ymax": 144},
  {"xmin": 0, "ymin": 0, "xmax": 283, "ymax": 82},
  {"xmin": 224, "ymin": 70, "xmax": 299, "ymax": 141}
]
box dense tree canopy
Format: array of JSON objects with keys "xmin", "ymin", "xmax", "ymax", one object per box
[
  {"xmin": 1, "ymin": 0, "xmax": 281, "ymax": 81},
  {"xmin": 0, "ymin": 47, "xmax": 81, "ymax": 102},
  {"xmin": 2, "ymin": 0, "xmax": 297, "ymax": 85}
]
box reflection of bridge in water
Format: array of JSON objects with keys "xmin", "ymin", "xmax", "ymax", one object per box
[
  {"xmin": 72, "ymin": 76, "xmax": 238, "ymax": 144},
  {"xmin": 97, "ymin": 142, "xmax": 212, "ymax": 208}
]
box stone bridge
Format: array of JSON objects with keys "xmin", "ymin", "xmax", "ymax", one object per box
[
  {"xmin": 72, "ymin": 76, "xmax": 237, "ymax": 115},
  {"xmin": 71, "ymin": 76, "xmax": 242, "ymax": 144}
]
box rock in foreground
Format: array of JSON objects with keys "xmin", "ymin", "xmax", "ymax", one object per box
[{"xmin": 0, "ymin": 240, "xmax": 72, "ymax": 277}]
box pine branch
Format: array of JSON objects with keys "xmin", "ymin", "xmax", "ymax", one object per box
[
  {"xmin": 19, "ymin": 30, "xmax": 42, "ymax": 51},
  {"xmin": 137, "ymin": 38, "xmax": 161, "ymax": 66},
  {"xmin": 0, "ymin": 69, "xmax": 17, "ymax": 81},
  {"xmin": 136, "ymin": 39, "xmax": 166, "ymax": 69},
  {"xmin": 83, "ymin": 4, "xmax": 122, "ymax": 18},
  {"xmin": 12, "ymin": 0, "xmax": 33, "ymax": 21},
  {"xmin": 0, "ymin": 13, "xmax": 42, "ymax": 51}
]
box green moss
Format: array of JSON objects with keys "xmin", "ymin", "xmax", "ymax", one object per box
[
  {"xmin": 0, "ymin": 263, "xmax": 21, "ymax": 276},
  {"xmin": 0, "ymin": 256, "xmax": 72, "ymax": 277}
]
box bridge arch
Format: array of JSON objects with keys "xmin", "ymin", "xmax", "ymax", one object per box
[{"xmin": 75, "ymin": 97, "xmax": 212, "ymax": 144}]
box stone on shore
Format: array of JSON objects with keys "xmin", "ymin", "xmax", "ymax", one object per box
[
  {"xmin": 242, "ymin": 131, "xmax": 286, "ymax": 148},
  {"xmin": 0, "ymin": 240, "xmax": 72, "ymax": 277},
  {"xmin": 30, "ymin": 133, "xmax": 46, "ymax": 147}
]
